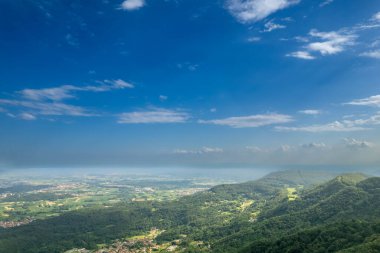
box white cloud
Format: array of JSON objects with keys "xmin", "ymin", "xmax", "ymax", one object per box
[
  {"xmin": 286, "ymin": 51, "xmax": 315, "ymax": 60},
  {"xmin": 65, "ymin": 34, "xmax": 79, "ymax": 47},
  {"xmin": 278, "ymin": 144, "xmax": 292, "ymax": 152},
  {"xmin": 300, "ymin": 142, "xmax": 327, "ymax": 149},
  {"xmin": 239, "ymin": 141, "xmax": 380, "ymax": 166},
  {"xmin": 372, "ymin": 11, "xmax": 380, "ymax": 22},
  {"xmin": 247, "ymin": 142, "xmax": 327, "ymax": 154},
  {"xmin": 343, "ymin": 138, "xmax": 374, "ymax": 148},
  {"xmin": 288, "ymin": 11, "xmax": 380, "ymax": 60},
  {"xmin": 19, "ymin": 112, "xmax": 37, "ymax": 121},
  {"xmin": 319, "ymin": 0, "xmax": 334, "ymax": 7},
  {"xmin": 120, "ymin": 0, "xmax": 145, "ymax": 11},
  {"xmin": 263, "ymin": 20, "xmax": 286, "ymax": 32},
  {"xmin": 0, "ymin": 79, "xmax": 134, "ymax": 120},
  {"xmin": 353, "ymin": 11, "xmax": 380, "ymax": 31},
  {"xmin": 173, "ymin": 149, "xmax": 196, "ymax": 154},
  {"xmin": 307, "ymin": 30, "xmax": 356, "ymax": 55},
  {"xmin": 276, "ymin": 112, "xmax": 380, "ymax": 133},
  {"xmin": 104, "ymin": 79, "xmax": 134, "ymax": 89},
  {"xmin": 226, "ymin": 0, "xmax": 300, "ymax": 23},
  {"xmin": 247, "ymin": 36, "xmax": 261, "ymax": 42},
  {"xmin": 370, "ymin": 40, "xmax": 380, "ymax": 47},
  {"xmin": 174, "ymin": 147, "xmax": 223, "ymax": 155},
  {"xmin": 345, "ymin": 95, "xmax": 380, "ymax": 107},
  {"xmin": 287, "ymin": 29, "xmax": 356, "ymax": 60},
  {"xmin": 20, "ymin": 85, "xmax": 77, "ymax": 101},
  {"xmin": 342, "ymin": 114, "xmax": 380, "ymax": 127},
  {"xmin": 118, "ymin": 108, "xmax": 190, "ymax": 124},
  {"xmin": 275, "ymin": 121, "xmax": 368, "ymax": 132},
  {"xmin": 199, "ymin": 113, "xmax": 293, "ymax": 128},
  {"xmin": 177, "ymin": 62, "xmax": 199, "ymax": 71},
  {"xmin": 188, "ymin": 64, "xmax": 199, "ymax": 71},
  {"xmin": 6, "ymin": 113, "xmax": 16, "ymax": 118},
  {"xmin": 210, "ymin": 108, "xmax": 217, "ymax": 113},
  {"xmin": 19, "ymin": 79, "xmax": 134, "ymax": 102},
  {"xmin": 360, "ymin": 49, "xmax": 380, "ymax": 59},
  {"xmin": 246, "ymin": 146, "xmax": 262, "ymax": 152},
  {"xmin": 201, "ymin": 147, "xmax": 224, "ymax": 153},
  {"xmin": 159, "ymin": 95, "xmax": 168, "ymax": 101},
  {"xmin": 294, "ymin": 36, "xmax": 309, "ymax": 42},
  {"xmin": 0, "ymin": 99, "xmax": 94, "ymax": 117},
  {"xmin": 298, "ymin": 109, "xmax": 322, "ymax": 115}
]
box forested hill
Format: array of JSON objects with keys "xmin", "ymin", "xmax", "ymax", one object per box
[
  {"xmin": 215, "ymin": 174, "xmax": 380, "ymax": 253},
  {"xmin": 208, "ymin": 169, "xmax": 337, "ymax": 198},
  {"xmin": 0, "ymin": 171, "xmax": 378, "ymax": 253}
]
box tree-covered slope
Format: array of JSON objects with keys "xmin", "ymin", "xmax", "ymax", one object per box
[
  {"xmin": 0, "ymin": 171, "xmax": 377, "ymax": 253},
  {"xmin": 242, "ymin": 220, "xmax": 380, "ymax": 253},
  {"xmin": 214, "ymin": 175, "xmax": 379, "ymax": 253}
]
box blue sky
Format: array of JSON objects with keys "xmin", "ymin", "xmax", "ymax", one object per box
[{"xmin": 1, "ymin": 0, "xmax": 380, "ymax": 170}]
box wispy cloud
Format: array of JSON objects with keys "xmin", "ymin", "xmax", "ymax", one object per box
[
  {"xmin": 286, "ymin": 51, "xmax": 315, "ymax": 59},
  {"xmin": 0, "ymin": 99, "xmax": 95, "ymax": 117},
  {"xmin": 360, "ymin": 49, "xmax": 380, "ymax": 59},
  {"xmin": 246, "ymin": 142, "xmax": 328, "ymax": 154},
  {"xmin": 199, "ymin": 113, "xmax": 293, "ymax": 128},
  {"xmin": 275, "ymin": 121, "xmax": 367, "ymax": 132},
  {"xmin": 345, "ymin": 94, "xmax": 380, "ymax": 107},
  {"xmin": 120, "ymin": 0, "xmax": 145, "ymax": 11},
  {"xmin": 246, "ymin": 146, "xmax": 263, "ymax": 152},
  {"xmin": 343, "ymin": 113, "xmax": 380, "ymax": 127},
  {"xmin": 241, "ymin": 140, "xmax": 380, "ymax": 166},
  {"xmin": 372, "ymin": 11, "xmax": 380, "ymax": 22},
  {"xmin": 159, "ymin": 95, "xmax": 168, "ymax": 101},
  {"xmin": 177, "ymin": 62, "xmax": 199, "ymax": 71},
  {"xmin": 276, "ymin": 111, "xmax": 380, "ymax": 132},
  {"xmin": 226, "ymin": 0, "xmax": 300, "ymax": 23},
  {"xmin": 20, "ymin": 85, "xmax": 77, "ymax": 101},
  {"xmin": 65, "ymin": 34, "xmax": 79, "ymax": 47},
  {"xmin": 298, "ymin": 109, "xmax": 322, "ymax": 115},
  {"xmin": 174, "ymin": 147, "xmax": 223, "ymax": 155},
  {"xmin": 319, "ymin": 0, "xmax": 334, "ymax": 7},
  {"xmin": 0, "ymin": 79, "xmax": 134, "ymax": 120},
  {"xmin": 118, "ymin": 108, "xmax": 190, "ymax": 124},
  {"xmin": 263, "ymin": 20, "xmax": 286, "ymax": 32},
  {"xmin": 19, "ymin": 79, "xmax": 134, "ymax": 102},
  {"xmin": 307, "ymin": 30, "xmax": 356, "ymax": 55},
  {"xmin": 19, "ymin": 112, "xmax": 37, "ymax": 121},
  {"xmin": 343, "ymin": 138, "xmax": 374, "ymax": 148},
  {"xmin": 247, "ymin": 36, "xmax": 261, "ymax": 42},
  {"xmin": 353, "ymin": 14, "xmax": 380, "ymax": 31},
  {"xmin": 300, "ymin": 142, "xmax": 327, "ymax": 149},
  {"xmin": 287, "ymin": 29, "xmax": 356, "ymax": 59},
  {"xmin": 288, "ymin": 12, "xmax": 380, "ymax": 60}
]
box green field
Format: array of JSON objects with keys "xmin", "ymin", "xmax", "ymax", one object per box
[{"xmin": 0, "ymin": 175, "xmax": 221, "ymax": 224}]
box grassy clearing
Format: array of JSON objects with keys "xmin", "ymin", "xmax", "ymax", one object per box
[
  {"xmin": 287, "ymin": 187, "xmax": 298, "ymax": 201},
  {"xmin": 239, "ymin": 200, "xmax": 254, "ymax": 211}
]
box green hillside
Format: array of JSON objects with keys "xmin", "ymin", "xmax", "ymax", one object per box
[
  {"xmin": 0, "ymin": 171, "xmax": 378, "ymax": 253},
  {"xmin": 215, "ymin": 175, "xmax": 379, "ymax": 252}
]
